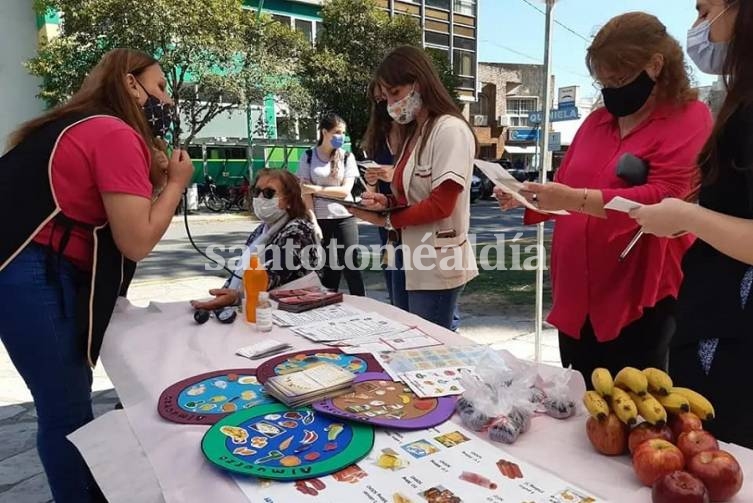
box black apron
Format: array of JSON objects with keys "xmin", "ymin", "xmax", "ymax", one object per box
[{"xmin": 0, "ymin": 112, "xmax": 136, "ymax": 367}]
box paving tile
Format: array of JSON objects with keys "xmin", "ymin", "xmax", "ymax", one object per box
[
  {"xmin": 0, "ymin": 422, "xmax": 37, "ymax": 462},
  {"xmin": 0, "ymin": 405, "xmax": 25, "ymax": 422},
  {"xmin": 0, "ymin": 449, "xmax": 44, "ymax": 486},
  {"xmin": 0, "ymin": 472, "xmax": 51, "ymax": 503}
]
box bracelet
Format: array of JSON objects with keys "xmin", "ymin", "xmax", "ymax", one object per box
[{"xmin": 579, "ymin": 188, "xmax": 588, "ymax": 212}]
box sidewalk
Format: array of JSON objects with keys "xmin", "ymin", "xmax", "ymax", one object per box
[{"xmin": 0, "ymin": 275, "xmax": 557, "ymax": 502}]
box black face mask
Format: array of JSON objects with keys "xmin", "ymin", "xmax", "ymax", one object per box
[
  {"xmin": 137, "ymin": 81, "xmax": 176, "ymax": 138},
  {"xmin": 601, "ymin": 71, "xmax": 656, "ymax": 118}
]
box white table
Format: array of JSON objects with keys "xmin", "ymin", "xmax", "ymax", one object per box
[{"xmin": 72, "ymin": 296, "xmax": 753, "ymax": 503}]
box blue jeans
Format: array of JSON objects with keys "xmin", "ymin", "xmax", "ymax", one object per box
[
  {"xmin": 0, "ymin": 245, "xmax": 101, "ymax": 502},
  {"xmin": 390, "ymin": 245, "xmax": 463, "ymax": 330}
]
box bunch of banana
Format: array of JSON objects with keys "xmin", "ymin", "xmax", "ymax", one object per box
[
  {"xmin": 583, "ymin": 367, "xmax": 715, "ymax": 426},
  {"xmin": 673, "ymin": 387, "xmax": 715, "ymax": 421}
]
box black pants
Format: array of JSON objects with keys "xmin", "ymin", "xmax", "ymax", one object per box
[
  {"xmin": 670, "ymin": 339, "xmax": 753, "ymax": 448},
  {"xmin": 559, "ymin": 297, "xmax": 676, "ymax": 385},
  {"xmin": 319, "ymin": 217, "xmax": 365, "ymax": 296}
]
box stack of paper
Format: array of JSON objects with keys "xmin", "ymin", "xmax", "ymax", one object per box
[
  {"xmin": 272, "ymin": 304, "xmax": 365, "ymax": 327},
  {"xmin": 264, "ymin": 362, "xmax": 356, "ymax": 407},
  {"xmin": 290, "ymin": 313, "xmax": 409, "ymax": 343}
]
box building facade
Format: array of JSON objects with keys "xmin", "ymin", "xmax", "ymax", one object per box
[
  {"xmin": 470, "ymin": 61, "xmax": 595, "ymax": 171},
  {"xmin": 470, "ymin": 62, "xmax": 553, "ymax": 165}
]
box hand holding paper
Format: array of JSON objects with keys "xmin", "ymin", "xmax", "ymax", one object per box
[{"xmin": 474, "ymin": 159, "xmax": 568, "ymax": 215}]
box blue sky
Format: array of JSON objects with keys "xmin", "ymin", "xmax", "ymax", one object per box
[{"xmin": 477, "ymin": 0, "xmax": 715, "ymax": 98}]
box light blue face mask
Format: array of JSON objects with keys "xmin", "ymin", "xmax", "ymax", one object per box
[
  {"xmin": 330, "ymin": 134, "xmax": 345, "ymax": 149},
  {"xmin": 687, "ymin": 4, "xmax": 734, "ymax": 75}
]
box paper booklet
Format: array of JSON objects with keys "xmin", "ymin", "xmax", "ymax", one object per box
[
  {"xmin": 264, "ymin": 362, "xmax": 356, "ymax": 408},
  {"xmin": 474, "ymin": 159, "xmax": 569, "ymax": 215}
]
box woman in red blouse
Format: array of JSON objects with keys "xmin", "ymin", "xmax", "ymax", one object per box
[{"xmin": 497, "ymin": 12, "xmax": 712, "ymax": 380}]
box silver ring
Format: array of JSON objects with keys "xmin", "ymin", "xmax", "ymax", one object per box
[{"xmin": 532, "ymin": 193, "xmax": 538, "ymax": 202}]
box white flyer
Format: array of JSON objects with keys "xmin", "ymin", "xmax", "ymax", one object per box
[
  {"xmin": 234, "ymin": 423, "xmax": 607, "ymax": 503},
  {"xmin": 273, "ymin": 304, "xmax": 366, "ymax": 327},
  {"xmin": 604, "ymin": 196, "xmax": 643, "ymax": 213},
  {"xmin": 474, "ymin": 159, "xmax": 569, "ymax": 216},
  {"xmin": 290, "ymin": 313, "xmax": 410, "ymax": 343}
]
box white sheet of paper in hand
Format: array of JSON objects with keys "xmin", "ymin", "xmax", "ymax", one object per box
[
  {"xmin": 473, "ymin": 159, "xmax": 569, "ymax": 215},
  {"xmin": 604, "ymin": 196, "xmax": 644, "ymax": 213}
]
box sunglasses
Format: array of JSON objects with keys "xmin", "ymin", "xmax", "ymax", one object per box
[{"xmin": 252, "ymin": 187, "xmax": 277, "ymax": 199}]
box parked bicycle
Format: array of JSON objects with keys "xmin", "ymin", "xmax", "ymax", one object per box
[
  {"xmin": 226, "ymin": 176, "xmax": 251, "ymax": 212},
  {"xmin": 197, "ymin": 175, "xmax": 228, "ymax": 212}
]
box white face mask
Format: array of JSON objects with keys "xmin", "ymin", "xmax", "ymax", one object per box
[
  {"xmin": 687, "ymin": 5, "xmax": 734, "ymax": 75},
  {"xmin": 252, "ymin": 196, "xmax": 287, "ymax": 223},
  {"xmin": 387, "ymin": 86, "xmax": 423, "ymax": 125}
]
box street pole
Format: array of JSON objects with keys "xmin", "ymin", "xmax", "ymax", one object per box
[
  {"xmin": 246, "ymin": 0, "xmax": 266, "ymax": 178},
  {"xmin": 535, "ymin": 0, "xmax": 555, "ymax": 363}
]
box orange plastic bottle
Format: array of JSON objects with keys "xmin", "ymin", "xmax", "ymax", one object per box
[{"xmin": 243, "ymin": 254, "xmax": 269, "ymax": 323}]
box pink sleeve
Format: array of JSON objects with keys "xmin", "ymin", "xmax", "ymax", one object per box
[
  {"xmin": 601, "ymin": 102, "xmax": 712, "ymax": 205},
  {"xmin": 89, "ymin": 126, "xmax": 153, "ymax": 199}
]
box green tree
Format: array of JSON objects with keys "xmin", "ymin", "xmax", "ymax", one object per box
[
  {"xmin": 28, "ymin": 0, "xmax": 308, "ymax": 145},
  {"xmin": 298, "ymin": 0, "xmax": 460, "ymax": 150}
]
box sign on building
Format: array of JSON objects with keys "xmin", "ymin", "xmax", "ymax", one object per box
[{"xmin": 558, "ymin": 86, "xmax": 578, "ymax": 108}]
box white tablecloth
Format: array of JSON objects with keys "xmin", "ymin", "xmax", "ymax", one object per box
[{"xmin": 72, "ymin": 296, "xmax": 753, "ymax": 503}]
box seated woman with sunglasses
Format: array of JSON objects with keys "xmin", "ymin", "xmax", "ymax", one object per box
[{"xmin": 191, "ymin": 169, "xmax": 318, "ymax": 310}]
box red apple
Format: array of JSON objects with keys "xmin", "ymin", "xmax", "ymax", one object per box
[
  {"xmin": 633, "ymin": 439, "xmax": 686, "ymax": 486},
  {"xmin": 629, "ymin": 422, "xmax": 675, "ymax": 455},
  {"xmin": 670, "ymin": 412, "xmax": 704, "ymax": 439},
  {"xmin": 586, "ymin": 413, "xmax": 629, "ymax": 456},
  {"xmin": 677, "ymin": 430, "xmax": 719, "ymax": 460},
  {"xmin": 652, "ymin": 471, "xmax": 710, "ymax": 503},
  {"xmin": 687, "ymin": 450, "xmax": 743, "ymax": 502}
]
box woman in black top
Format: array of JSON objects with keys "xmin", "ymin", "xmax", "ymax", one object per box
[
  {"xmin": 631, "ymin": 0, "xmax": 752, "ymax": 447},
  {"xmin": 361, "ymin": 93, "xmax": 402, "ymax": 306}
]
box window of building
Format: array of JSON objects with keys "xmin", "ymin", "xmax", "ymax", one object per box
[
  {"xmin": 272, "ymin": 14, "xmax": 291, "ymax": 27},
  {"xmin": 453, "ymin": 50, "xmax": 475, "ymax": 77},
  {"xmin": 507, "ymin": 97, "xmax": 538, "ymax": 128},
  {"xmin": 295, "ymin": 19, "xmax": 313, "ymax": 44},
  {"xmin": 454, "ymin": 0, "xmax": 476, "ymax": 16},
  {"xmin": 453, "ymin": 35, "xmax": 475, "ymax": 51},
  {"xmin": 469, "ymin": 91, "xmax": 489, "ymax": 117},
  {"xmin": 426, "ymin": 0, "xmax": 451, "ymax": 10},
  {"xmin": 425, "ymin": 31, "xmax": 450, "ymax": 46}
]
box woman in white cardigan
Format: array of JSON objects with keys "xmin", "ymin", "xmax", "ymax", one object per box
[{"xmin": 350, "ymin": 46, "xmax": 478, "ymax": 330}]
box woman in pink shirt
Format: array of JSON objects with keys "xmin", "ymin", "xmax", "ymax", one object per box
[
  {"xmin": 496, "ymin": 13, "xmax": 712, "ymax": 382},
  {"xmin": 0, "ymin": 49, "xmax": 192, "ymax": 502}
]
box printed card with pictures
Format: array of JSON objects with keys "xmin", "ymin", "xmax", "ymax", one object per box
[{"xmin": 400, "ymin": 366, "xmax": 476, "ymax": 398}]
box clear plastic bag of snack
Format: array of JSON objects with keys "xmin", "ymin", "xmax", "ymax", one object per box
[{"xmin": 539, "ymin": 369, "xmax": 578, "ymax": 419}]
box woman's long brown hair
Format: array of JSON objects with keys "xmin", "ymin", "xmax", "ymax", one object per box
[
  {"xmin": 373, "ymin": 46, "xmax": 478, "ymax": 160},
  {"xmin": 698, "ymin": 0, "xmax": 753, "ymax": 186},
  {"xmin": 8, "ymin": 48, "xmax": 158, "ymax": 150}
]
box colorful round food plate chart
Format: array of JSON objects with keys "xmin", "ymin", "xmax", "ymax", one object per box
[
  {"xmin": 312, "ymin": 372, "xmax": 456, "ymax": 429},
  {"xmin": 255, "ymin": 349, "xmax": 383, "ymax": 384},
  {"xmin": 202, "ymin": 403, "xmax": 374, "ymax": 480},
  {"xmin": 158, "ymin": 369, "xmax": 274, "ymax": 425}
]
